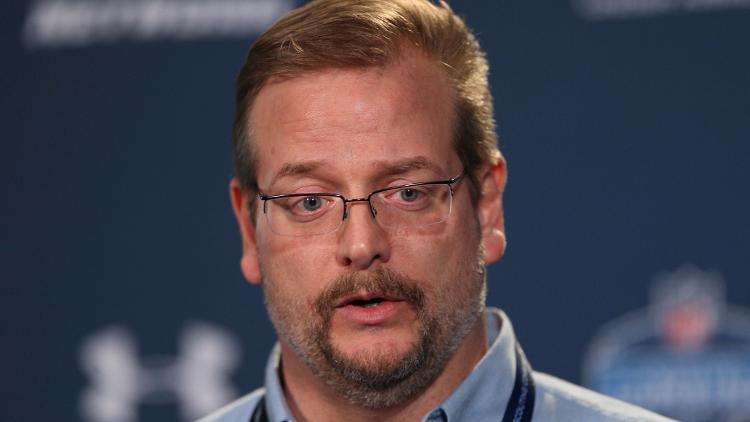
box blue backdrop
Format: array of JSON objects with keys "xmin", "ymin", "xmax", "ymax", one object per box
[{"xmin": 3, "ymin": 0, "xmax": 749, "ymax": 420}]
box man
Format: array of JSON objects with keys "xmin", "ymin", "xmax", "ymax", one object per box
[{"xmin": 203, "ymin": 1, "xmax": 672, "ymax": 421}]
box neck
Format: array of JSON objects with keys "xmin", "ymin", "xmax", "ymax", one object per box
[{"xmin": 278, "ymin": 314, "xmax": 489, "ymax": 422}]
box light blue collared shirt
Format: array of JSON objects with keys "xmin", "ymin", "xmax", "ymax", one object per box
[{"xmin": 199, "ymin": 308, "xmax": 674, "ymax": 422}]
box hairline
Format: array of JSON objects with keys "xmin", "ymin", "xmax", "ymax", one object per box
[{"xmin": 237, "ymin": 48, "xmax": 473, "ymax": 192}]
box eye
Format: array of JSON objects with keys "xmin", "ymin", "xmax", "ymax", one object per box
[
  {"xmin": 398, "ymin": 188, "xmax": 421, "ymax": 202},
  {"xmin": 380, "ymin": 186, "xmax": 432, "ymax": 210},
  {"xmin": 296, "ymin": 196, "xmax": 324, "ymax": 212}
]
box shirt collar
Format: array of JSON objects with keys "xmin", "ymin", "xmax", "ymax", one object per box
[
  {"xmin": 430, "ymin": 307, "xmax": 517, "ymax": 421},
  {"xmin": 263, "ymin": 307, "xmax": 519, "ymax": 422},
  {"xmin": 263, "ymin": 344, "xmax": 294, "ymax": 422}
]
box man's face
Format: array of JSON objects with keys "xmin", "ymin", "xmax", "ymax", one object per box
[{"xmin": 231, "ymin": 51, "xmax": 506, "ymax": 407}]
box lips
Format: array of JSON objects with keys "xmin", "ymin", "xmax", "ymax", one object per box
[
  {"xmin": 335, "ymin": 291, "xmax": 404, "ymax": 308},
  {"xmin": 334, "ymin": 290, "xmax": 406, "ymax": 325}
]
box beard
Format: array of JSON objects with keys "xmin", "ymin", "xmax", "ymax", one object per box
[{"xmin": 262, "ymin": 263, "xmax": 486, "ymax": 409}]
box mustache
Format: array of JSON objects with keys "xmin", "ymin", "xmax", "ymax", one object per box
[{"xmin": 314, "ymin": 268, "xmax": 426, "ymax": 321}]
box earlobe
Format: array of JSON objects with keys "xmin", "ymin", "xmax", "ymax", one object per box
[
  {"xmin": 476, "ymin": 158, "xmax": 507, "ymax": 264},
  {"xmin": 229, "ymin": 178, "xmax": 263, "ymax": 285},
  {"xmin": 484, "ymin": 228, "xmax": 506, "ymax": 263}
]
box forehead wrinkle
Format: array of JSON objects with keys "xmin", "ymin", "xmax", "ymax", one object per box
[{"xmin": 372, "ymin": 156, "xmax": 447, "ymax": 177}]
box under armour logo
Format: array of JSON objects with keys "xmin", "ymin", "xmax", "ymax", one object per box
[{"xmin": 79, "ymin": 321, "xmax": 241, "ymax": 421}]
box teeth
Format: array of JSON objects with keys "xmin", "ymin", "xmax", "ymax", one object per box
[{"xmin": 363, "ymin": 302, "xmax": 379, "ymax": 308}]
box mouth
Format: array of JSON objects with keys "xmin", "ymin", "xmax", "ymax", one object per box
[
  {"xmin": 335, "ymin": 291, "xmax": 404, "ymax": 308},
  {"xmin": 332, "ymin": 291, "xmax": 407, "ymax": 325},
  {"xmin": 350, "ymin": 297, "xmax": 386, "ymax": 308}
]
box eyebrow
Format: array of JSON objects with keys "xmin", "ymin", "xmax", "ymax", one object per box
[
  {"xmin": 269, "ymin": 156, "xmax": 446, "ymax": 187},
  {"xmin": 272, "ymin": 160, "xmax": 327, "ymax": 184},
  {"xmin": 373, "ymin": 156, "xmax": 445, "ymax": 177}
]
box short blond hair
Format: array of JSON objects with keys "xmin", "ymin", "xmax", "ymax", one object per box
[{"xmin": 233, "ymin": 0, "xmax": 500, "ymax": 203}]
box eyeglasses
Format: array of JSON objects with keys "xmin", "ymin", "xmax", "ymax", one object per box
[{"xmin": 258, "ymin": 174, "xmax": 464, "ymax": 237}]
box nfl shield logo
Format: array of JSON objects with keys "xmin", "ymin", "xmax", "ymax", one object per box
[{"xmin": 583, "ymin": 265, "xmax": 750, "ymax": 422}]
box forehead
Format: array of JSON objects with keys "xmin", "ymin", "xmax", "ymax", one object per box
[{"xmin": 249, "ymin": 52, "xmax": 458, "ymax": 188}]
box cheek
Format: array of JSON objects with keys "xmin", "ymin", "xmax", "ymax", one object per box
[
  {"xmin": 392, "ymin": 213, "xmax": 480, "ymax": 283},
  {"xmin": 258, "ymin": 231, "xmax": 337, "ymax": 299}
]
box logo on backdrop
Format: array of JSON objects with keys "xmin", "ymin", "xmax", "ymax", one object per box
[
  {"xmin": 23, "ymin": 0, "xmax": 294, "ymax": 49},
  {"xmin": 572, "ymin": 0, "xmax": 750, "ymax": 20},
  {"xmin": 583, "ymin": 264, "xmax": 750, "ymax": 422},
  {"xmin": 79, "ymin": 321, "xmax": 241, "ymax": 422}
]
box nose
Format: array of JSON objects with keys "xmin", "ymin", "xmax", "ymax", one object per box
[{"xmin": 335, "ymin": 200, "xmax": 391, "ymax": 270}]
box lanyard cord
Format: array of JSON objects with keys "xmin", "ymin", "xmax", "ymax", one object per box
[
  {"xmin": 249, "ymin": 396, "xmax": 268, "ymax": 422},
  {"xmin": 502, "ymin": 343, "xmax": 536, "ymax": 422}
]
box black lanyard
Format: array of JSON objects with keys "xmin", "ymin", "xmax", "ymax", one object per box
[
  {"xmin": 502, "ymin": 343, "xmax": 535, "ymax": 422},
  {"xmin": 249, "ymin": 396, "xmax": 269, "ymax": 422},
  {"xmin": 250, "ymin": 342, "xmax": 536, "ymax": 422}
]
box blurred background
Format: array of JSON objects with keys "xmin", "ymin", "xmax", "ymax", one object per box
[{"xmin": 3, "ymin": 0, "xmax": 749, "ymax": 420}]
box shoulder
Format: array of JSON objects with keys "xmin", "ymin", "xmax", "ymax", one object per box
[
  {"xmin": 195, "ymin": 388, "xmax": 265, "ymax": 422},
  {"xmin": 533, "ymin": 372, "xmax": 674, "ymax": 422}
]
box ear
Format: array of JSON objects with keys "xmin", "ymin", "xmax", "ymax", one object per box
[
  {"xmin": 476, "ymin": 157, "xmax": 507, "ymax": 264},
  {"xmin": 229, "ymin": 178, "xmax": 262, "ymax": 285}
]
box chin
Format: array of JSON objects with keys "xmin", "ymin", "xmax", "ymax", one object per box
[{"xmin": 335, "ymin": 335, "xmax": 418, "ymax": 365}]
